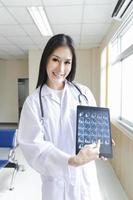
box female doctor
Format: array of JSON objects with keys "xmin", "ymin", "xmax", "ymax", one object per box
[{"xmin": 18, "ymin": 34, "xmax": 105, "ymax": 200}]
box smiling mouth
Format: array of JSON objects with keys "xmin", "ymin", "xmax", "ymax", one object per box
[{"xmin": 53, "ymin": 72, "xmax": 65, "ymax": 78}]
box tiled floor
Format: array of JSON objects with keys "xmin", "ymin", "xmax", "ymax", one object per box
[
  {"xmin": 0, "ymin": 147, "xmax": 129, "ymax": 200},
  {"xmin": 0, "ymin": 147, "xmax": 42, "ymax": 200},
  {"xmin": 95, "ymin": 161, "xmax": 128, "ymax": 200}
]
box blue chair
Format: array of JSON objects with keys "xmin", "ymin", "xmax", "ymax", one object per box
[{"xmin": 0, "ymin": 129, "xmax": 19, "ymax": 190}]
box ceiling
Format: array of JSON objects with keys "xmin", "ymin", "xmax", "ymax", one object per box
[{"xmin": 0, "ymin": 0, "xmax": 117, "ymax": 59}]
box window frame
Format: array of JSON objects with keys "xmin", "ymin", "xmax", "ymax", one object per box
[{"xmin": 109, "ymin": 13, "xmax": 133, "ymax": 132}]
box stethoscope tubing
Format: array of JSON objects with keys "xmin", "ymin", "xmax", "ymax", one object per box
[{"xmin": 39, "ymin": 81, "xmax": 88, "ymax": 119}]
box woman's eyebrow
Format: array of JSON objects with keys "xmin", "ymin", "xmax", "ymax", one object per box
[
  {"xmin": 52, "ymin": 54, "xmax": 72, "ymax": 61},
  {"xmin": 52, "ymin": 54, "xmax": 60, "ymax": 58}
]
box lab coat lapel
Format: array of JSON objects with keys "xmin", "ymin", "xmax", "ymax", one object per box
[{"xmin": 41, "ymin": 84, "xmax": 60, "ymax": 105}]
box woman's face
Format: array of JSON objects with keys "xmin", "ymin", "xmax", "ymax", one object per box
[{"xmin": 46, "ymin": 46, "xmax": 72, "ymax": 89}]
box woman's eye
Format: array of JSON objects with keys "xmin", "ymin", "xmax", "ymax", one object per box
[
  {"xmin": 65, "ymin": 61, "xmax": 71, "ymax": 65},
  {"xmin": 52, "ymin": 58, "xmax": 58, "ymax": 62}
]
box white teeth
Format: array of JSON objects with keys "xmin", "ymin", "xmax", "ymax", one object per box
[{"xmin": 54, "ymin": 72, "xmax": 64, "ymax": 77}]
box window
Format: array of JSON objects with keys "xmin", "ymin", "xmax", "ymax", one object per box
[
  {"xmin": 108, "ymin": 62, "xmax": 121, "ymax": 118},
  {"xmin": 109, "ymin": 13, "xmax": 133, "ymax": 130},
  {"xmin": 121, "ymin": 54, "xmax": 133, "ymax": 127},
  {"xmin": 121, "ymin": 24, "xmax": 133, "ymax": 52}
]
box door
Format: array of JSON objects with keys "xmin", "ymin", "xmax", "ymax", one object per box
[{"xmin": 18, "ymin": 78, "xmax": 29, "ymax": 119}]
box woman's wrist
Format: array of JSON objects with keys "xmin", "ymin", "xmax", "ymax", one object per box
[{"xmin": 68, "ymin": 156, "xmax": 79, "ymax": 167}]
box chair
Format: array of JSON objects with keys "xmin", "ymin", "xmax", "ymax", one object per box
[{"xmin": 0, "ymin": 129, "xmax": 20, "ymax": 190}]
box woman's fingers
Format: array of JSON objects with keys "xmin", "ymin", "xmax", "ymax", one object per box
[
  {"xmin": 96, "ymin": 139, "xmax": 100, "ymax": 149},
  {"xmin": 112, "ymin": 139, "xmax": 115, "ymax": 146},
  {"xmin": 100, "ymin": 156, "xmax": 107, "ymax": 161},
  {"xmin": 85, "ymin": 140, "xmax": 100, "ymax": 157},
  {"xmin": 92, "ymin": 140, "xmax": 100, "ymax": 156},
  {"xmin": 84, "ymin": 143, "xmax": 96, "ymax": 148},
  {"xmin": 84, "ymin": 139, "xmax": 100, "ymax": 148}
]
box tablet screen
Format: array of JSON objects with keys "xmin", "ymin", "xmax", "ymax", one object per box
[{"xmin": 76, "ymin": 106, "xmax": 113, "ymax": 158}]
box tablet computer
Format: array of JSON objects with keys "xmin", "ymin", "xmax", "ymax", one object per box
[{"xmin": 76, "ymin": 105, "xmax": 113, "ymax": 158}]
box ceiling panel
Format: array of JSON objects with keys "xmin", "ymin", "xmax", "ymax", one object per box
[
  {"xmin": 0, "ymin": 25, "xmax": 27, "ymax": 36},
  {"xmin": 83, "ymin": 5, "xmax": 113, "ymax": 23},
  {"xmin": 37, "ymin": 42, "xmax": 48, "ymax": 49},
  {"xmin": 80, "ymin": 35, "xmax": 104, "ymax": 43},
  {"xmin": 20, "ymin": 44, "xmax": 39, "ymax": 51},
  {"xmin": 52, "ymin": 24, "xmax": 81, "ymax": 35},
  {"xmin": 22, "ymin": 24, "xmax": 42, "ymax": 36},
  {"xmin": 82, "ymin": 24, "xmax": 110, "ymax": 35},
  {"xmin": 7, "ymin": 36, "xmax": 34, "ymax": 45},
  {"xmin": 0, "ymin": 7, "xmax": 17, "ymax": 24},
  {"xmin": 69, "ymin": 35, "xmax": 80, "ymax": 44},
  {"xmin": 45, "ymin": 6, "xmax": 82, "ymax": 24},
  {"xmin": 80, "ymin": 43, "xmax": 99, "ymax": 49},
  {"xmin": 43, "ymin": 0, "xmax": 84, "ymax": 6},
  {"xmin": 0, "ymin": 36, "xmax": 12, "ymax": 44},
  {"xmin": 85, "ymin": 0, "xmax": 115, "ymax": 4},
  {"xmin": 30, "ymin": 36, "xmax": 50, "ymax": 45},
  {"xmin": 8, "ymin": 7, "xmax": 33, "ymax": 24},
  {"xmin": 1, "ymin": 0, "xmax": 42, "ymax": 6},
  {"xmin": 0, "ymin": 0, "xmax": 118, "ymax": 58}
]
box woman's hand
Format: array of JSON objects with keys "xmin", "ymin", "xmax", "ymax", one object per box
[
  {"xmin": 68, "ymin": 140, "xmax": 101, "ymax": 167},
  {"xmin": 112, "ymin": 139, "xmax": 115, "ymax": 146}
]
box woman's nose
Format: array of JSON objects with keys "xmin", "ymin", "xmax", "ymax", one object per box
[{"xmin": 58, "ymin": 61, "xmax": 65, "ymax": 72}]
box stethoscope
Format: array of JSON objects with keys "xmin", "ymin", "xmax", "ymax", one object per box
[{"xmin": 39, "ymin": 81, "xmax": 88, "ymax": 119}]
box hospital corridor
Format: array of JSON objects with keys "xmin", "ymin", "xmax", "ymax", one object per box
[{"xmin": 0, "ymin": 0, "xmax": 133, "ymax": 200}]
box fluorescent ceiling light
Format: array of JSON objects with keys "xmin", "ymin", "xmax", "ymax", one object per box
[{"xmin": 27, "ymin": 7, "xmax": 53, "ymax": 36}]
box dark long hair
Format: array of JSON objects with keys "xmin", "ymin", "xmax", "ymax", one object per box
[{"xmin": 36, "ymin": 34, "xmax": 76, "ymax": 88}]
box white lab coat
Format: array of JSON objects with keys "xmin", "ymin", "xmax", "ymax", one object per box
[{"xmin": 18, "ymin": 81, "xmax": 103, "ymax": 200}]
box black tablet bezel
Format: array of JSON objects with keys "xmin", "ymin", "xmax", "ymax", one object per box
[{"xmin": 76, "ymin": 105, "xmax": 113, "ymax": 159}]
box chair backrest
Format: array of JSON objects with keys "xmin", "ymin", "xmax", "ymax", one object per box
[{"xmin": 0, "ymin": 129, "xmax": 16, "ymax": 148}]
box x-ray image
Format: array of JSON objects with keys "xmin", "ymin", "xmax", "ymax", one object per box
[
  {"xmin": 78, "ymin": 134, "xmax": 84, "ymax": 143},
  {"xmin": 76, "ymin": 106, "xmax": 113, "ymax": 158}
]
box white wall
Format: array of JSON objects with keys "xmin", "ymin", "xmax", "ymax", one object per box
[
  {"xmin": 28, "ymin": 50, "xmax": 42, "ymax": 93},
  {"xmin": 0, "ymin": 59, "xmax": 28, "ymax": 123},
  {"xmin": 29, "ymin": 48, "xmax": 100, "ymax": 105},
  {"xmin": 76, "ymin": 48, "xmax": 100, "ymax": 104}
]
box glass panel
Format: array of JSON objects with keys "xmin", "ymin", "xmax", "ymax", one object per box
[
  {"xmin": 121, "ymin": 54, "xmax": 133, "ymax": 124},
  {"xmin": 100, "ymin": 48, "xmax": 106, "ymax": 106},
  {"xmin": 108, "ymin": 62, "xmax": 121, "ymax": 118},
  {"xmin": 121, "ymin": 25, "xmax": 133, "ymax": 52},
  {"xmin": 110, "ymin": 40, "xmax": 118, "ymax": 63}
]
